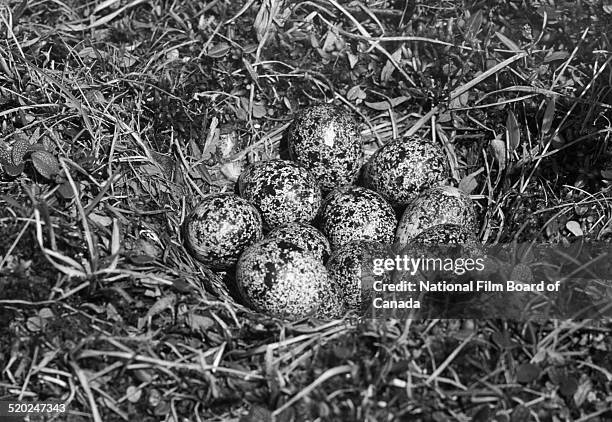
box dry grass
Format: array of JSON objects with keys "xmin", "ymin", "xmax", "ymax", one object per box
[{"xmin": 1, "ymin": 0, "xmax": 611, "ymax": 421}]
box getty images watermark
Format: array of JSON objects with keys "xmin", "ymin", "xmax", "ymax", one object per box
[{"xmin": 359, "ymin": 242, "xmax": 612, "ymax": 320}]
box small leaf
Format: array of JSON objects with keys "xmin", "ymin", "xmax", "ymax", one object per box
[
  {"xmin": 543, "ymin": 51, "xmax": 570, "ymax": 63},
  {"xmin": 566, "ymin": 221, "xmax": 583, "ymax": 237},
  {"xmin": 490, "ymin": 138, "xmax": 507, "ymax": 170},
  {"xmin": 126, "ymin": 385, "xmax": 142, "ymax": 403},
  {"xmin": 506, "ymin": 111, "xmax": 520, "ymax": 152},
  {"xmin": 364, "ymin": 96, "xmax": 410, "ymax": 111},
  {"xmin": 0, "ymin": 143, "xmax": 11, "ymax": 164},
  {"xmin": 381, "ymin": 48, "xmax": 402, "ymax": 82},
  {"xmin": 516, "ymin": 363, "xmax": 540, "ymax": 384},
  {"xmin": 31, "ymin": 150, "xmax": 60, "ymax": 179},
  {"xmin": 464, "ymin": 10, "xmax": 483, "ymax": 42},
  {"xmin": 459, "ymin": 172, "xmax": 478, "ymax": 194},
  {"xmin": 205, "ymin": 42, "xmax": 230, "ymax": 58},
  {"xmin": 252, "ymin": 102, "xmax": 267, "ymax": 118},
  {"xmin": 541, "ymin": 97, "xmax": 556, "ymax": 135},
  {"xmin": 601, "ymin": 169, "xmax": 612, "ymax": 180},
  {"xmin": 346, "ymin": 85, "xmax": 366, "ymax": 101},
  {"xmin": 57, "ymin": 179, "xmax": 75, "ymax": 199},
  {"xmin": 11, "ymin": 137, "xmax": 30, "ymax": 164},
  {"xmin": 4, "ymin": 161, "xmax": 25, "ymax": 176},
  {"xmin": 186, "ymin": 313, "xmax": 216, "ymax": 332}
]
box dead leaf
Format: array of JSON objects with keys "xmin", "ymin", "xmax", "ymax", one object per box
[
  {"xmin": 145, "ymin": 293, "xmax": 177, "ymax": 320},
  {"xmin": 186, "ymin": 312, "xmax": 216, "ymax": 332},
  {"xmin": 566, "ymin": 221, "xmax": 583, "ymax": 237}
]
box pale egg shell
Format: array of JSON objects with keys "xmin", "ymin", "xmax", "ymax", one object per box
[
  {"xmin": 184, "ymin": 193, "xmax": 263, "ymax": 270},
  {"xmin": 395, "ymin": 186, "xmax": 477, "ymax": 244},
  {"xmin": 238, "ymin": 159, "xmax": 322, "ymax": 230},
  {"xmin": 364, "ymin": 135, "xmax": 449, "ymax": 208},
  {"xmin": 286, "ymin": 104, "xmax": 363, "ymax": 192}
]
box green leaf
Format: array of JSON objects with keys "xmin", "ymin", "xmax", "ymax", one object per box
[{"xmin": 31, "ymin": 150, "xmax": 60, "ymax": 179}]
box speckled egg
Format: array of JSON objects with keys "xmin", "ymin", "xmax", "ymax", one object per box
[
  {"xmin": 236, "ymin": 237, "xmax": 345, "ymax": 320},
  {"xmin": 327, "ymin": 241, "xmax": 391, "ymax": 314},
  {"xmin": 267, "ymin": 223, "xmax": 332, "ymax": 263},
  {"xmin": 412, "ymin": 223, "xmax": 477, "ymax": 245},
  {"xmin": 286, "ymin": 104, "xmax": 363, "ymax": 192},
  {"xmin": 319, "ymin": 186, "xmax": 397, "ymax": 250},
  {"xmin": 395, "ymin": 186, "xmax": 477, "ymax": 244},
  {"xmin": 183, "ymin": 193, "xmax": 263, "ymax": 270},
  {"xmin": 238, "ymin": 159, "xmax": 322, "ymax": 230},
  {"xmin": 363, "ymin": 135, "xmax": 449, "ymax": 208}
]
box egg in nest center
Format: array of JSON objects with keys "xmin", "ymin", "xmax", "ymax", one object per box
[{"xmin": 238, "ymin": 159, "xmax": 322, "ymax": 230}]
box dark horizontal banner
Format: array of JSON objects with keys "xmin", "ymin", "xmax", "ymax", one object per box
[{"xmin": 356, "ymin": 241, "xmax": 612, "ymax": 320}]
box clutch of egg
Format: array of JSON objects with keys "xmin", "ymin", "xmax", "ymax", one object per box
[{"xmin": 182, "ymin": 103, "xmax": 483, "ymax": 320}]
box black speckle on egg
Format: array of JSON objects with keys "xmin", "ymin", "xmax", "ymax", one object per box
[
  {"xmin": 327, "ymin": 241, "xmax": 392, "ymax": 314},
  {"xmin": 412, "ymin": 223, "xmax": 477, "ymax": 245},
  {"xmin": 286, "ymin": 104, "xmax": 363, "ymax": 192},
  {"xmin": 236, "ymin": 237, "xmax": 345, "ymax": 320},
  {"xmin": 238, "ymin": 159, "xmax": 322, "ymax": 230},
  {"xmin": 267, "ymin": 222, "xmax": 332, "ymax": 263},
  {"xmin": 184, "ymin": 193, "xmax": 263, "ymax": 270},
  {"xmin": 364, "ymin": 135, "xmax": 449, "ymax": 208},
  {"xmin": 319, "ymin": 186, "xmax": 397, "ymax": 250},
  {"xmin": 396, "ymin": 186, "xmax": 477, "ymax": 244}
]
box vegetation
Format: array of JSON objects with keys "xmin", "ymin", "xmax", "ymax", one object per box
[{"xmin": 1, "ymin": 0, "xmax": 611, "ymax": 420}]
